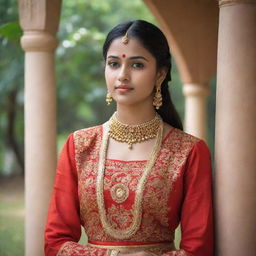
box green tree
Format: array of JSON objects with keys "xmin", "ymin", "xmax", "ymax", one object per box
[
  {"xmin": 56, "ymin": 0, "xmax": 158, "ymax": 136},
  {"xmin": 0, "ymin": 0, "xmax": 24, "ymax": 176},
  {"xmin": 0, "ymin": 0, "xmax": 216, "ymax": 176}
]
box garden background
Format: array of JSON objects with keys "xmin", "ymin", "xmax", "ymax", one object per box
[{"xmin": 0, "ymin": 0, "xmax": 216, "ymax": 255}]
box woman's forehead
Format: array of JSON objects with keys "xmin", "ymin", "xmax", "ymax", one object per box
[{"xmin": 107, "ymin": 37, "xmax": 153, "ymax": 59}]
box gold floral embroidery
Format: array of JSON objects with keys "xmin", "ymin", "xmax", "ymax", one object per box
[
  {"xmin": 74, "ymin": 126, "xmax": 199, "ymax": 243},
  {"xmin": 147, "ymin": 245, "xmax": 177, "ymax": 256},
  {"xmin": 163, "ymin": 249, "xmax": 187, "ymax": 256},
  {"xmin": 57, "ymin": 241, "xmax": 108, "ymax": 256},
  {"xmin": 107, "ymin": 250, "xmax": 119, "ymax": 256},
  {"xmin": 104, "ymin": 160, "xmax": 144, "ymax": 192}
]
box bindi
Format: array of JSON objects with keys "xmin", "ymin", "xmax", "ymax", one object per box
[{"xmin": 122, "ymin": 54, "xmax": 126, "ymax": 58}]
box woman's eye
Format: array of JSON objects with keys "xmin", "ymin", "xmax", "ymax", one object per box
[
  {"xmin": 108, "ymin": 61, "xmax": 119, "ymax": 68},
  {"xmin": 132, "ymin": 62, "xmax": 144, "ymax": 69}
]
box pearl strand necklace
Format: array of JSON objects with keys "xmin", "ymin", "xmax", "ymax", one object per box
[{"xmin": 96, "ymin": 117, "xmax": 164, "ymax": 239}]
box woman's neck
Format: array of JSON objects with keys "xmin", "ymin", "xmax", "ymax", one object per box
[{"xmin": 115, "ymin": 104, "xmax": 156, "ymax": 125}]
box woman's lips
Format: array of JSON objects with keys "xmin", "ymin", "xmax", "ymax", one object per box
[{"xmin": 115, "ymin": 86, "xmax": 133, "ymax": 93}]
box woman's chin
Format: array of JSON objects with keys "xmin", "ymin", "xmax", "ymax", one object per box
[
  {"xmin": 115, "ymin": 101, "xmax": 135, "ymax": 107},
  {"xmin": 113, "ymin": 96, "xmax": 135, "ymax": 106}
]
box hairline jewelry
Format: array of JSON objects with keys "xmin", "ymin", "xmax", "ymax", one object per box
[{"xmin": 122, "ymin": 31, "xmax": 129, "ymax": 44}]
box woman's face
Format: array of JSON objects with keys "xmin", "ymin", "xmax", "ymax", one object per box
[{"xmin": 105, "ymin": 37, "xmax": 165, "ymax": 108}]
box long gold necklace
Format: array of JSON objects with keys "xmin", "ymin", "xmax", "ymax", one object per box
[
  {"xmin": 108, "ymin": 112, "xmax": 161, "ymax": 149},
  {"xmin": 96, "ymin": 116, "xmax": 163, "ymax": 239}
]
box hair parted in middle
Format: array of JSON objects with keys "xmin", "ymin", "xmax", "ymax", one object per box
[{"xmin": 102, "ymin": 20, "xmax": 183, "ymax": 130}]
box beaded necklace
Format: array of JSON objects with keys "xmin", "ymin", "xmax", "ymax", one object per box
[{"xmin": 96, "ymin": 116, "xmax": 164, "ymax": 239}]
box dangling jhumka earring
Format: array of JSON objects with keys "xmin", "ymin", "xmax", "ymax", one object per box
[
  {"xmin": 153, "ymin": 86, "xmax": 162, "ymax": 109},
  {"xmin": 106, "ymin": 92, "xmax": 112, "ymax": 105}
]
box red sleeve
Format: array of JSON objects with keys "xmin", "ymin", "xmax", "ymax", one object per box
[
  {"xmin": 44, "ymin": 134, "xmax": 107, "ymax": 256},
  {"xmin": 163, "ymin": 140, "xmax": 214, "ymax": 256}
]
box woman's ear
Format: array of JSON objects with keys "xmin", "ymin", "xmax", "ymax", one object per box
[{"xmin": 156, "ymin": 68, "xmax": 168, "ymax": 86}]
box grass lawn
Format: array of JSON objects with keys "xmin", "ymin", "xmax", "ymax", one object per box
[
  {"xmin": 0, "ymin": 176, "xmax": 24, "ymax": 256},
  {"xmin": 0, "ymin": 214, "xmax": 24, "ymax": 256}
]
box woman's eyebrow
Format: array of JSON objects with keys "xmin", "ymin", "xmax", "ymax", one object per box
[
  {"xmin": 107, "ymin": 55, "xmax": 119, "ymax": 59},
  {"xmin": 107, "ymin": 55, "xmax": 148, "ymax": 61},
  {"xmin": 129, "ymin": 56, "xmax": 148, "ymax": 61}
]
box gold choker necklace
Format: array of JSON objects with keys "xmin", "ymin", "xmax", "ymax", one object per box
[
  {"xmin": 108, "ymin": 112, "xmax": 161, "ymax": 149},
  {"xmin": 96, "ymin": 119, "xmax": 164, "ymax": 239}
]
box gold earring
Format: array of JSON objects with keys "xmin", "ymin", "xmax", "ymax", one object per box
[
  {"xmin": 153, "ymin": 86, "xmax": 162, "ymax": 109},
  {"xmin": 106, "ymin": 92, "xmax": 112, "ymax": 105}
]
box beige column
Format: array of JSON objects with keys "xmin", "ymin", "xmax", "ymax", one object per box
[
  {"xmin": 19, "ymin": 1, "xmax": 61, "ymax": 255},
  {"xmin": 182, "ymin": 83, "xmax": 210, "ymax": 141},
  {"xmin": 215, "ymin": 1, "xmax": 256, "ymax": 256}
]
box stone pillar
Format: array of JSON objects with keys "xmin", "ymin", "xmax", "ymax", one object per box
[
  {"xmin": 215, "ymin": 1, "xmax": 256, "ymax": 256},
  {"xmin": 18, "ymin": 1, "xmax": 62, "ymax": 255},
  {"xmin": 182, "ymin": 83, "xmax": 210, "ymax": 141}
]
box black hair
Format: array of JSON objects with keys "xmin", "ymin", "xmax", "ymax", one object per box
[{"xmin": 103, "ymin": 20, "xmax": 183, "ymax": 130}]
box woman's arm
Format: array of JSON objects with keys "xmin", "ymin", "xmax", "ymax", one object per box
[
  {"xmin": 163, "ymin": 140, "xmax": 214, "ymax": 256},
  {"xmin": 44, "ymin": 133, "xmax": 108, "ymax": 256},
  {"xmin": 114, "ymin": 140, "xmax": 214, "ymax": 256}
]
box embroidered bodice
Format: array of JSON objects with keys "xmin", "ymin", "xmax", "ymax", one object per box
[
  {"xmin": 45, "ymin": 125, "xmax": 214, "ymax": 256},
  {"xmin": 75, "ymin": 126, "xmax": 195, "ymax": 243}
]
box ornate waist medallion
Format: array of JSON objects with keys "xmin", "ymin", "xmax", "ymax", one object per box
[
  {"xmin": 96, "ymin": 115, "xmax": 164, "ymax": 239},
  {"xmin": 110, "ymin": 183, "xmax": 129, "ymax": 204}
]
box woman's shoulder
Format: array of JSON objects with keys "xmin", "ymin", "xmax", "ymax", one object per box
[
  {"xmin": 73, "ymin": 124, "xmax": 102, "ymax": 137},
  {"xmin": 162, "ymin": 124, "xmax": 211, "ymax": 173},
  {"xmin": 163, "ymin": 123, "xmax": 202, "ymax": 152},
  {"xmin": 71, "ymin": 125, "xmax": 103, "ymax": 150}
]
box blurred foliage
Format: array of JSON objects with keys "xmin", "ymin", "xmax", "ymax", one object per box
[
  {"xmin": 56, "ymin": 0, "xmax": 157, "ymax": 135},
  {"xmin": 0, "ymin": 0, "xmax": 216, "ymax": 254},
  {"xmin": 0, "ymin": 0, "xmax": 24, "ymax": 176},
  {"xmin": 0, "ymin": 0, "xmax": 216, "ymax": 176},
  {"xmin": 0, "ymin": 21, "xmax": 22, "ymax": 41}
]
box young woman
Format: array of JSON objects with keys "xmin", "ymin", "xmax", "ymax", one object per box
[{"xmin": 45, "ymin": 20, "xmax": 213, "ymax": 256}]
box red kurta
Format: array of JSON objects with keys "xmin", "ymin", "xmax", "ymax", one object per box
[{"xmin": 45, "ymin": 125, "xmax": 214, "ymax": 256}]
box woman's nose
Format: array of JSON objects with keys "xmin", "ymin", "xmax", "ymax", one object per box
[{"xmin": 118, "ymin": 66, "xmax": 129, "ymax": 82}]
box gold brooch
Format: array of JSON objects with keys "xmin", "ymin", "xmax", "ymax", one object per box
[{"xmin": 110, "ymin": 183, "xmax": 129, "ymax": 203}]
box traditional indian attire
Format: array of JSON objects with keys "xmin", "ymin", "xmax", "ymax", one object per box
[{"xmin": 44, "ymin": 125, "xmax": 213, "ymax": 256}]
